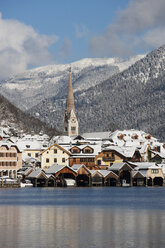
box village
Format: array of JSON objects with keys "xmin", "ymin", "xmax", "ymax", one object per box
[{"xmin": 0, "ymin": 67, "xmax": 165, "ymax": 188}]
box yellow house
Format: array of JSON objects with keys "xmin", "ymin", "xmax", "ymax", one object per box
[
  {"xmin": 95, "ymin": 148, "xmax": 124, "ymax": 167},
  {"xmin": 95, "ymin": 146, "xmax": 141, "ymax": 167},
  {"xmin": 147, "ymin": 165, "xmax": 164, "ymax": 182},
  {"xmin": 40, "ymin": 143, "xmax": 71, "ymax": 169}
]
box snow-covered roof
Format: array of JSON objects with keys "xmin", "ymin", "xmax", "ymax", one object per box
[
  {"xmin": 81, "ymin": 132, "xmax": 111, "ymax": 140},
  {"xmin": 62, "ymin": 143, "xmax": 101, "ymax": 156},
  {"xmin": 22, "ymin": 167, "xmax": 34, "ymax": 176},
  {"xmin": 90, "ymin": 170, "xmax": 102, "ymax": 176},
  {"xmin": 129, "ymin": 162, "xmax": 157, "ymax": 170},
  {"xmin": 21, "ymin": 134, "xmax": 50, "ymax": 142},
  {"xmin": 22, "ymin": 153, "xmax": 38, "ymax": 163},
  {"xmin": 0, "ymin": 140, "xmax": 21, "ymax": 151},
  {"xmin": 71, "ymin": 164, "xmax": 91, "ymax": 174},
  {"xmin": 109, "ymin": 130, "xmax": 158, "ymax": 147},
  {"xmin": 132, "ymin": 170, "xmax": 146, "ymax": 178},
  {"xmin": 16, "ymin": 140, "xmax": 48, "ymax": 152},
  {"xmin": 151, "ymin": 151, "xmax": 165, "ymax": 159},
  {"xmin": 108, "ymin": 163, "xmax": 132, "ymax": 171},
  {"xmin": 28, "ymin": 169, "xmax": 43, "ymax": 178},
  {"xmin": 149, "ymin": 164, "xmax": 161, "ymax": 169},
  {"xmin": 45, "ymin": 164, "xmax": 76, "ymax": 175},
  {"xmin": 51, "ymin": 135, "xmax": 73, "ymax": 145},
  {"xmin": 160, "ymin": 164, "xmax": 165, "ymax": 174},
  {"xmin": 103, "ymin": 145, "xmax": 138, "ymax": 158}
]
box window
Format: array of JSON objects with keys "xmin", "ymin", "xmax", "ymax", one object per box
[
  {"xmin": 35, "ymin": 153, "xmax": 39, "ymax": 158},
  {"xmin": 151, "ymin": 169, "xmax": 159, "ymax": 173},
  {"xmin": 85, "ymin": 149, "xmax": 92, "ymax": 153},
  {"xmin": 71, "ymin": 126, "xmax": 76, "ymax": 131},
  {"xmin": 97, "ymin": 160, "xmax": 101, "ymax": 165},
  {"xmin": 46, "ymin": 158, "xmax": 49, "ymax": 163},
  {"xmin": 62, "ymin": 158, "xmax": 65, "ymax": 163},
  {"xmin": 73, "ymin": 158, "xmax": 76, "ymax": 163},
  {"xmin": 54, "ymin": 158, "xmax": 57, "ymax": 163},
  {"xmin": 80, "ymin": 158, "xmax": 87, "ymax": 162},
  {"xmin": 28, "ymin": 153, "xmax": 31, "ymax": 157},
  {"xmin": 111, "ymin": 153, "xmax": 115, "ymax": 159},
  {"xmin": 72, "ymin": 149, "xmax": 80, "ymax": 153},
  {"xmin": 54, "ymin": 149, "xmax": 57, "ymax": 154},
  {"xmin": 88, "ymin": 158, "xmax": 94, "ymax": 162}
]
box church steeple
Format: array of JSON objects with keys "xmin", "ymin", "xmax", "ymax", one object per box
[
  {"xmin": 66, "ymin": 66, "xmax": 75, "ymax": 115},
  {"xmin": 63, "ymin": 66, "xmax": 79, "ymax": 136}
]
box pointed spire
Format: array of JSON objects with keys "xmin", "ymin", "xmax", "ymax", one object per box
[{"xmin": 66, "ymin": 65, "xmax": 75, "ymax": 115}]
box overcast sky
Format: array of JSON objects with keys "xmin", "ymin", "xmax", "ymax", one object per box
[{"xmin": 0, "ymin": 0, "xmax": 165, "ymax": 79}]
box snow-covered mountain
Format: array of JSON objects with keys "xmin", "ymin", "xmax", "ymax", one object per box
[
  {"xmin": 0, "ymin": 55, "xmax": 144, "ymax": 110},
  {"xmin": 28, "ymin": 45, "xmax": 165, "ymax": 141},
  {"xmin": 0, "ymin": 94, "xmax": 59, "ymax": 137}
]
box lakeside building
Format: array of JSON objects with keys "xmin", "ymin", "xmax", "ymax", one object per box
[
  {"xmin": 0, "ymin": 140, "xmax": 22, "ymax": 178},
  {"xmin": 16, "ymin": 134, "xmax": 49, "ymax": 162},
  {"xmin": 69, "ymin": 144, "xmax": 101, "ymax": 169},
  {"xmin": 95, "ymin": 145, "xmax": 142, "ymax": 167},
  {"xmin": 40, "ymin": 144, "xmax": 71, "ymax": 169},
  {"xmin": 24, "ymin": 162, "xmax": 165, "ymax": 187}
]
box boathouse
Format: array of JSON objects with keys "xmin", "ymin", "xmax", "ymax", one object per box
[
  {"xmin": 45, "ymin": 164, "xmax": 77, "ymax": 186},
  {"xmin": 72, "ymin": 164, "xmax": 91, "ymax": 186}
]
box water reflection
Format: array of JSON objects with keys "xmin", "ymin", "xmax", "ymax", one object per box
[{"xmin": 0, "ymin": 205, "xmax": 165, "ymax": 248}]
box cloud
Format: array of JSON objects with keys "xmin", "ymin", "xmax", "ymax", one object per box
[
  {"xmin": 90, "ymin": 0, "xmax": 165, "ymax": 57},
  {"xmin": 0, "ymin": 13, "xmax": 58, "ymax": 80},
  {"xmin": 74, "ymin": 24, "xmax": 89, "ymax": 38},
  {"xmin": 59, "ymin": 38, "xmax": 72, "ymax": 59}
]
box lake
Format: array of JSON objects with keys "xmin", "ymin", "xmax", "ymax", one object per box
[{"xmin": 0, "ymin": 187, "xmax": 165, "ymax": 248}]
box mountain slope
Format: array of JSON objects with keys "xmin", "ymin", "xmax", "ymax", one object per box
[
  {"xmin": 29, "ymin": 45, "xmax": 165, "ymax": 141},
  {"xmin": 0, "ymin": 56, "xmax": 144, "ymax": 110},
  {"xmin": 0, "ymin": 94, "xmax": 59, "ymax": 137}
]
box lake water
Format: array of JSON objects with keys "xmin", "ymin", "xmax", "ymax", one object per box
[{"xmin": 0, "ymin": 187, "xmax": 165, "ymax": 248}]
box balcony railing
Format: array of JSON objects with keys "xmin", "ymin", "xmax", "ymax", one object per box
[{"xmin": 102, "ymin": 157, "xmax": 115, "ymax": 162}]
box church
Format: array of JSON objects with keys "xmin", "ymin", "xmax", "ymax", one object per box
[{"xmin": 63, "ymin": 66, "xmax": 79, "ymax": 136}]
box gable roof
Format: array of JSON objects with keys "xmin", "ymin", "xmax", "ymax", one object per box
[
  {"xmin": 90, "ymin": 170, "xmax": 103, "ymax": 177},
  {"xmin": 132, "ymin": 170, "xmax": 146, "ymax": 178},
  {"xmin": 41, "ymin": 143, "xmax": 71, "ymax": 156},
  {"xmin": 102, "ymin": 145, "xmax": 139, "ymax": 158},
  {"xmin": 129, "ymin": 162, "xmax": 156, "ymax": 170},
  {"xmin": 108, "ymin": 163, "xmax": 133, "ymax": 171},
  {"xmin": 45, "ymin": 164, "xmax": 77, "ymax": 175},
  {"xmin": 71, "ymin": 164, "xmax": 91, "ymax": 174},
  {"xmin": 28, "ymin": 169, "xmax": 47, "ymax": 179},
  {"xmin": 98, "ymin": 170, "xmax": 119, "ymax": 179}
]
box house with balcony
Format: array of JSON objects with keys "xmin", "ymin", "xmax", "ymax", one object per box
[
  {"xmin": 0, "ymin": 140, "xmax": 22, "ymax": 178},
  {"xmin": 69, "ymin": 144, "xmax": 101, "ymax": 169},
  {"xmin": 95, "ymin": 145, "xmax": 141, "ymax": 168}
]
